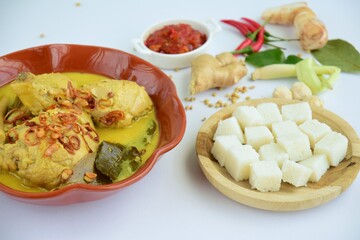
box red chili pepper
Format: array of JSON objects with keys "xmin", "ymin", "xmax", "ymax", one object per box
[
  {"xmin": 223, "ymin": 17, "xmax": 289, "ymax": 55},
  {"xmin": 250, "ymin": 27, "xmax": 265, "ymax": 52},
  {"xmin": 222, "ymin": 19, "xmax": 260, "ymax": 40},
  {"xmin": 241, "ymin": 17, "xmax": 291, "ymax": 41},
  {"xmin": 233, "ymin": 28, "xmax": 260, "ymax": 55},
  {"xmin": 235, "ymin": 38, "xmax": 252, "ymax": 50},
  {"xmin": 232, "ymin": 27, "xmax": 265, "ymax": 55},
  {"xmin": 242, "ymin": 17, "xmax": 274, "ymax": 38},
  {"xmin": 241, "ymin": 17, "xmax": 261, "ymax": 29},
  {"xmin": 242, "ymin": 22, "xmax": 257, "ymax": 33},
  {"xmin": 221, "ymin": 19, "xmax": 251, "ymax": 36},
  {"xmin": 223, "ymin": 17, "xmax": 299, "ymax": 56},
  {"xmin": 238, "ymin": 25, "xmax": 261, "ymax": 44}
]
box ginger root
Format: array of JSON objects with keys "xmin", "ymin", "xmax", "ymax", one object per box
[
  {"xmin": 261, "ymin": 2, "xmax": 328, "ymax": 50},
  {"xmin": 189, "ymin": 52, "xmax": 247, "ymax": 95}
]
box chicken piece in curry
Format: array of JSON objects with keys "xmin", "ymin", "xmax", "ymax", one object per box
[
  {"xmin": 10, "ymin": 72, "xmax": 153, "ymax": 128},
  {"xmin": 0, "ymin": 107, "xmax": 99, "ymax": 190},
  {"xmin": 81, "ymin": 79, "xmax": 153, "ymax": 128}
]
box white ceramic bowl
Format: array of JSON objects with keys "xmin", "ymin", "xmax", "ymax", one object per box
[{"xmin": 132, "ymin": 19, "xmax": 221, "ymax": 69}]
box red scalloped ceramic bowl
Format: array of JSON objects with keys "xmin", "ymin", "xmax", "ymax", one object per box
[{"xmin": 0, "ymin": 44, "xmax": 186, "ymax": 205}]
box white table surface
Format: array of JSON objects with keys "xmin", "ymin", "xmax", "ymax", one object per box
[{"xmin": 1, "ymin": 0, "xmax": 360, "ymax": 239}]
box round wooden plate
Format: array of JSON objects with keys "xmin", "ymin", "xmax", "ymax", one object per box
[{"xmin": 196, "ymin": 98, "xmax": 360, "ymax": 211}]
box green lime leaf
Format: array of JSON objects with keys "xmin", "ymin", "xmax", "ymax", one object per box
[
  {"xmin": 311, "ymin": 39, "xmax": 360, "ymax": 72},
  {"xmin": 245, "ymin": 48, "xmax": 285, "ymax": 67},
  {"xmin": 284, "ymin": 55, "xmax": 302, "ymax": 64}
]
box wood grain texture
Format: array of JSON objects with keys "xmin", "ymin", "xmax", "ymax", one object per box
[{"xmin": 196, "ymin": 98, "xmax": 360, "ymax": 211}]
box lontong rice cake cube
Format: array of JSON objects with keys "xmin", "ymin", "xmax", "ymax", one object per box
[
  {"xmin": 282, "ymin": 160, "xmax": 312, "ymax": 187},
  {"xmin": 299, "ymin": 154, "xmax": 329, "ymax": 182},
  {"xmin": 256, "ymin": 102, "xmax": 282, "ymax": 129},
  {"xmin": 271, "ymin": 120, "xmax": 302, "ymax": 139},
  {"xmin": 281, "ymin": 102, "xmax": 312, "ymax": 124},
  {"xmin": 277, "ymin": 132, "xmax": 312, "ymax": 162},
  {"xmin": 232, "ymin": 105, "xmax": 263, "ymax": 130},
  {"xmin": 258, "ymin": 142, "xmax": 289, "ymax": 168},
  {"xmin": 211, "ymin": 135, "xmax": 242, "ymax": 167},
  {"xmin": 314, "ymin": 131, "xmax": 348, "ymax": 167},
  {"xmin": 225, "ymin": 144, "xmax": 259, "ymax": 181},
  {"xmin": 245, "ymin": 126, "xmax": 274, "ymax": 151},
  {"xmin": 213, "ymin": 116, "xmax": 244, "ymax": 143},
  {"xmin": 249, "ymin": 160, "xmax": 282, "ymax": 192},
  {"xmin": 299, "ymin": 119, "xmax": 332, "ymax": 149}
]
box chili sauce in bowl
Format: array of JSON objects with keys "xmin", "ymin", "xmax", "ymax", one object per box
[
  {"xmin": 144, "ymin": 23, "xmax": 207, "ymax": 54},
  {"xmin": 132, "ymin": 19, "xmax": 221, "ymax": 69}
]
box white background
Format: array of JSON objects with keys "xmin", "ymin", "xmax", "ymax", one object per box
[{"xmin": 1, "ymin": 0, "xmax": 360, "ymax": 239}]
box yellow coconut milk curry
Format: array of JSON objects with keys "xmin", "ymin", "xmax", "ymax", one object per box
[{"xmin": 0, "ymin": 72, "xmax": 160, "ymax": 192}]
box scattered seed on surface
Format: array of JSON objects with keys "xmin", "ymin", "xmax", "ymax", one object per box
[
  {"xmin": 215, "ymin": 100, "xmax": 226, "ymax": 108},
  {"xmin": 185, "ymin": 85, "xmax": 256, "ymax": 121},
  {"xmin": 184, "ymin": 97, "xmax": 196, "ymax": 102}
]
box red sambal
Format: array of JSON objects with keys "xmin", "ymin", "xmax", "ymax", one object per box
[{"xmin": 145, "ymin": 23, "xmax": 207, "ymax": 54}]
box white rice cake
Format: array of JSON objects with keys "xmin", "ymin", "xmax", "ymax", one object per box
[
  {"xmin": 258, "ymin": 142, "xmax": 289, "ymax": 167},
  {"xmin": 299, "ymin": 154, "xmax": 329, "ymax": 182},
  {"xmin": 299, "ymin": 119, "xmax": 332, "ymax": 149},
  {"xmin": 232, "ymin": 105, "xmax": 263, "ymax": 129},
  {"xmin": 249, "ymin": 160, "xmax": 282, "ymax": 192},
  {"xmin": 314, "ymin": 131, "xmax": 348, "ymax": 167},
  {"xmin": 245, "ymin": 126, "xmax": 274, "ymax": 151},
  {"xmin": 256, "ymin": 102, "xmax": 282, "ymax": 128},
  {"xmin": 213, "ymin": 116, "xmax": 245, "ymax": 143},
  {"xmin": 271, "ymin": 120, "xmax": 302, "ymax": 139},
  {"xmin": 277, "ymin": 132, "xmax": 312, "ymax": 162},
  {"xmin": 281, "ymin": 102, "xmax": 312, "ymax": 124},
  {"xmin": 211, "ymin": 135, "xmax": 242, "ymax": 167},
  {"xmin": 281, "ymin": 160, "xmax": 312, "ymax": 187},
  {"xmin": 225, "ymin": 144, "xmax": 259, "ymax": 181}
]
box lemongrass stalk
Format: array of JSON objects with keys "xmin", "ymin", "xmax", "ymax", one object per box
[
  {"xmin": 296, "ymin": 58, "xmax": 341, "ymax": 93},
  {"xmin": 295, "ymin": 58, "xmax": 323, "ymax": 93},
  {"xmin": 251, "ymin": 64, "xmax": 296, "ymax": 80},
  {"xmin": 251, "ymin": 58, "xmax": 341, "ymax": 94},
  {"xmin": 313, "ymin": 66, "xmax": 340, "ymax": 75},
  {"xmin": 318, "ymin": 67, "xmax": 341, "ymax": 90}
]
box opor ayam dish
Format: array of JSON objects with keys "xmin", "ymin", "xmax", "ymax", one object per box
[{"xmin": 0, "ymin": 44, "xmax": 186, "ymax": 205}]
